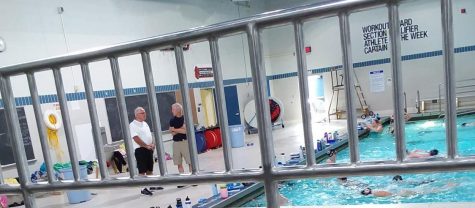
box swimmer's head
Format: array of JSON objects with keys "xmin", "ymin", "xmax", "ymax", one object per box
[
  {"xmin": 429, "ymin": 149, "xmax": 439, "ymax": 156},
  {"xmin": 392, "ymin": 175, "xmax": 403, "ymax": 181},
  {"xmin": 361, "ymin": 188, "xmax": 372, "ymax": 195},
  {"xmin": 327, "ymin": 149, "xmax": 336, "ymax": 157},
  {"xmin": 338, "ymin": 177, "xmax": 347, "ymax": 182},
  {"xmin": 462, "ymin": 123, "xmax": 467, "ymax": 127}
]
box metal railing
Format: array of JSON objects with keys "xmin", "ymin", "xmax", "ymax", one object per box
[
  {"xmin": 437, "ymin": 78, "xmax": 475, "ymax": 112},
  {"xmin": 0, "ymin": 0, "xmax": 466, "ymax": 207}
]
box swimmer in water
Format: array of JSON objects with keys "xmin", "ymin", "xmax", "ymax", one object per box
[
  {"xmin": 462, "ymin": 122, "xmax": 475, "ymax": 127},
  {"xmin": 361, "ymin": 182, "xmax": 457, "ymax": 197},
  {"xmin": 367, "ymin": 119, "xmax": 383, "ymax": 133},
  {"xmin": 392, "ymin": 175, "xmax": 435, "ymax": 186},
  {"xmin": 338, "ymin": 177, "xmax": 368, "ymax": 189},
  {"xmin": 407, "ymin": 149, "xmax": 439, "ymax": 158}
]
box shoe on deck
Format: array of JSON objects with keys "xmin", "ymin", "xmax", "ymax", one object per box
[{"xmin": 141, "ymin": 188, "xmax": 153, "ymax": 196}]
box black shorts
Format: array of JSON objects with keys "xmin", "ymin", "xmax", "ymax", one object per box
[{"xmin": 134, "ymin": 147, "xmax": 153, "ymax": 174}]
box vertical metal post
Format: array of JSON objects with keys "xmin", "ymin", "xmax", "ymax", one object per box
[
  {"xmin": 441, "ymin": 0, "xmax": 457, "ymax": 159},
  {"xmin": 246, "ymin": 23, "xmax": 278, "ymax": 208},
  {"xmin": 27, "ymin": 73, "xmax": 55, "ymax": 183},
  {"xmin": 388, "ymin": 1, "xmax": 406, "ymax": 162},
  {"xmin": 52, "ymin": 67, "xmax": 80, "ymax": 181},
  {"xmin": 0, "ymin": 163, "xmax": 3, "ymax": 184},
  {"xmin": 438, "ymin": 84, "xmax": 443, "ymax": 113},
  {"xmin": 209, "ymin": 37, "xmax": 233, "ymax": 172},
  {"xmin": 80, "ymin": 62, "xmax": 109, "ymax": 179},
  {"xmin": 0, "ymin": 75, "xmax": 37, "ymax": 208},
  {"xmin": 109, "ymin": 56, "xmax": 138, "ymax": 178},
  {"xmin": 293, "ymin": 20, "xmax": 316, "ymax": 167},
  {"xmin": 140, "ymin": 51, "xmax": 168, "ymax": 176},
  {"xmin": 417, "ymin": 90, "xmax": 421, "ymax": 114},
  {"xmin": 338, "ymin": 12, "xmax": 360, "ymax": 164},
  {"xmin": 174, "ymin": 45, "xmax": 199, "ymax": 174}
]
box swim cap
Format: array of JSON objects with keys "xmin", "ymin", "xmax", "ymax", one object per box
[
  {"xmin": 338, "ymin": 177, "xmax": 347, "ymax": 181},
  {"xmin": 429, "ymin": 149, "xmax": 439, "ymax": 156},
  {"xmin": 392, "ymin": 175, "xmax": 403, "ymax": 181},
  {"xmin": 361, "ymin": 188, "xmax": 372, "ymax": 195}
]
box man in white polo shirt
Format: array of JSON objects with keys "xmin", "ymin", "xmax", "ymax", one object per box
[{"xmin": 129, "ymin": 107, "xmax": 156, "ymax": 196}]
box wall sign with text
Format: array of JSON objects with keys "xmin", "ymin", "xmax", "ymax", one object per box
[
  {"xmin": 362, "ymin": 18, "xmax": 429, "ymax": 54},
  {"xmin": 194, "ymin": 66, "xmax": 213, "ymax": 79}
]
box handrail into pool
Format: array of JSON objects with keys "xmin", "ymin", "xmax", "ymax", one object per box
[
  {"xmin": 437, "ymin": 78, "xmax": 475, "ymax": 113},
  {"xmin": 0, "ymin": 0, "xmax": 461, "ymax": 207}
]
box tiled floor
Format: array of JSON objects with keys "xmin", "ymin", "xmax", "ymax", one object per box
[{"xmin": 23, "ymin": 120, "xmax": 475, "ymax": 207}]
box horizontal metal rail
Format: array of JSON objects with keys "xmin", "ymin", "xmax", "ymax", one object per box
[
  {"xmin": 273, "ymin": 156, "xmax": 475, "ymax": 180},
  {"xmin": 0, "ymin": 0, "xmax": 461, "ymax": 207},
  {"xmin": 1, "ymin": 157, "xmax": 475, "ymax": 194}
]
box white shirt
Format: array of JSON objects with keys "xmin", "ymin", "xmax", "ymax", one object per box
[{"xmin": 129, "ymin": 120, "xmax": 153, "ymax": 149}]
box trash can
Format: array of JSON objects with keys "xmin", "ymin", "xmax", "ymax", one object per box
[
  {"xmin": 195, "ymin": 131, "xmax": 207, "ymax": 153},
  {"xmin": 229, "ymin": 125, "xmax": 245, "ymax": 148},
  {"xmin": 60, "ymin": 165, "xmax": 91, "ymax": 204}
]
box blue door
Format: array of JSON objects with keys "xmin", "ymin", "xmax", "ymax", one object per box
[
  {"xmin": 316, "ymin": 75, "xmax": 324, "ymax": 99},
  {"xmin": 224, "ymin": 85, "xmax": 241, "ymax": 125}
]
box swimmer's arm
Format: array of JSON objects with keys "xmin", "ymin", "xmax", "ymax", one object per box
[
  {"xmin": 399, "ymin": 190, "xmax": 417, "ymax": 197},
  {"xmin": 418, "ymin": 183, "xmax": 455, "ymax": 195},
  {"xmin": 431, "ymin": 182, "xmax": 458, "ymax": 193}
]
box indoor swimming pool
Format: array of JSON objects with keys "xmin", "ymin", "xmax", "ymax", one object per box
[{"xmin": 243, "ymin": 114, "xmax": 475, "ymax": 206}]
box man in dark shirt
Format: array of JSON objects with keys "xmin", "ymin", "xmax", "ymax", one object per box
[{"xmin": 169, "ymin": 103, "xmax": 191, "ymax": 174}]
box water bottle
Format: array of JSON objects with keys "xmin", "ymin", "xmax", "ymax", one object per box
[
  {"xmin": 211, "ymin": 184, "xmax": 218, "ymax": 196},
  {"xmin": 333, "ymin": 131, "xmax": 339, "ymax": 140},
  {"xmin": 299, "ymin": 146, "xmax": 304, "ymax": 159},
  {"xmin": 318, "ymin": 140, "xmax": 323, "ymax": 151},
  {"xmin": 176, "ymin": 198, "xmax": 183, "ymax": 208},
  {"xmin": 324, "ymin": 132, "xmax": 328, "ymax": 142},
  {"xmin": 328, "ymin": 133, "xmax": 333, "ymax": 143},
  {"xmin": 219, "ymin": 184, "xmax": 228, "ymax": 199},
  {"xmin": 184, "ymin": 196, "xmax": 192, "ymax": 208},
  {"xmin": 280, "ymin": 153, "xmax": 286, "ymax": 165}
]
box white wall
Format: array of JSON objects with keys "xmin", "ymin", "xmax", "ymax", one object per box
[
  {"xmin": 0, "ymin": 0, "xmax": 266, "ymax": 177},
  {"xmin": 0, "ymin": 0, "xmax": 265, "ymax": 96},
  {"xmin": 264, "ymin": 0, "xmax": 475, "ymax": 123}
]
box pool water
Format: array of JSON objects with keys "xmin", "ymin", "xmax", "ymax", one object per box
[{"xmin": 243, "ymin": 115, "xmax": 475, "ymax": 207}]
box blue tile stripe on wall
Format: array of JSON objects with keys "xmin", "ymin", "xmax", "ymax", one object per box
[{"xmin": 1, "ymin": 44, "xmax": 474, "ymax": 107}]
